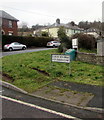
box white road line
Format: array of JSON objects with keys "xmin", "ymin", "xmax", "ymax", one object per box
[{"xmin": 0, "ymin": 95, "xmax": 80, "ymax": 120}]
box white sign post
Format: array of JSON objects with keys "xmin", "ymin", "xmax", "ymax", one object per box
[{"xmin": 51, "ymin": 54, "xmax": 71, "ymax": 75}]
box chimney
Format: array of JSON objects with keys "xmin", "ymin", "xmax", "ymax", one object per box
[{"xmin": 56, "ymin": 18, "xmax": 60, "ymax": 25}]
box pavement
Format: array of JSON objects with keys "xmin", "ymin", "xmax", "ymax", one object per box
[
  {"xmin": 1, "ymin": 80, "xmax": 104, "ymax": 119},
  {"xmin": 48, "ymin": 81, "xmax": 104, "ymax": 108}
]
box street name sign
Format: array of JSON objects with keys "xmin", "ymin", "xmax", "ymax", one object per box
[{"xmin": 51, "ymin": 54, "xmax": 70, "ymax": 63}]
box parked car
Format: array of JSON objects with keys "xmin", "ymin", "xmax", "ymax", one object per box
[
  {"xmin": 47, "ymin": 41, "xmax": 61, "ymax": 47},
  {"xmin": 4, "ymin": 42, "xmax": 27, "ymax": 51}
]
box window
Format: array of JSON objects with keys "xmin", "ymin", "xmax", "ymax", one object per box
[
  {"xmin": 14, "ymin": 42, "xmax": 20, "ymax": 45},
  {"xmin": 9, "ymin": 21, "xmax": 12, "ymax": 28}
]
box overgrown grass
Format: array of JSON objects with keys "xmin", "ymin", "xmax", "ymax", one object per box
[
  {"xmin": 79, "ymin": 48, "xmax": 97, "ymax": 53},
  {"xmin": 2, "ymin": 49, "xmax": 104, "ymax": 92}
]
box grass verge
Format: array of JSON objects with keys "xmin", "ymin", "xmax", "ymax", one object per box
[{"xmin": 2, "ymin": 49, "xmax": 104, "ymax": 92}]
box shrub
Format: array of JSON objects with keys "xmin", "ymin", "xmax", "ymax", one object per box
[
  {"xmin": 58, "ymin": 39, "xmax": 72, "ymax": 53},
  {"xmin": 72, "ymin": 33, "xmax": 96, "ymax": 50},
  {"xmin": 58, "ymin": 43, "xmax": 67, "ymax": 53}
]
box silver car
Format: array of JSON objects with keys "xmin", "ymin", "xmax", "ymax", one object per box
[
  {"xmin": 47, "ymin": 41, "xmax": 61, "ymax": 47},
  {"xmin": 4, "ymin": 42, "xmax": 27, "ymax": 51}
]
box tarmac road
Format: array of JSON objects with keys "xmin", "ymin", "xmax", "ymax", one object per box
[
  {"xmin": 1, "ymin": 87, "xmax": 78, "ymax": 119},
  {"xmin": 1, "ymin": 86, "xmax": 103, "ymax": 119},
  {"xmin": 2, "ymin": 97, "xmax": 70, "ymax": 119},
  {"xmin": 2, "ymin": 47, "xmax": 55, "ymax": 57}
]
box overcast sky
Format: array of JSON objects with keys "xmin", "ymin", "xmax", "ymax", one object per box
[{"xmin": 0, "ymin": 0, "xmax": 103, "ymax": 27}]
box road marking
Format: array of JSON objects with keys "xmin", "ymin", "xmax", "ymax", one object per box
[{"xmin": 0, "ymin": 95, "xmax": 80, "ymax": 119}]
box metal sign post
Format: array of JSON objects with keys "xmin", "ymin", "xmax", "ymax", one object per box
[
  {"xmin": 51, "ymin": 54, "xmax": 71, "ymax": 75},
  {"xmin": 69, "ymin": 62, "xmax": 71, "ymax": 75}
]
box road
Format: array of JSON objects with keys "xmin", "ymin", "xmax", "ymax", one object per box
[
  {"xmin": 2, "ymin": 96, "xmax": 70, "ymax": 119},
  {"xmin": 2, "ymin": 47, "xmax": 55, "ymax": 57},
  {"xmin": 1, "ymin": 86, "xmax": 103, "ymax": 119},
  {"xmin": 1, "ymin": 86, "xmax": 78, "ymax": 119}
]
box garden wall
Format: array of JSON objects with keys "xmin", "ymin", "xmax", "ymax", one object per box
[{"xmin": 76, "ymin": 52, "xmax": 104, "ymax": 66}]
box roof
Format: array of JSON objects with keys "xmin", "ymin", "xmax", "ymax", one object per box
[
  {"xmin": 34, "ymin": 23, "xmax": 84, "ymax": 33},
  {"xmin": 85, "ymin": 28, "xmax": 100, "ymax": 32},
  {"xmin": 47, "ymin": 22, "xmax": 83, "ymax": 31},
  {"xmin": 0, "ymin": 10, "xmax": 19, "ymax": 21}
]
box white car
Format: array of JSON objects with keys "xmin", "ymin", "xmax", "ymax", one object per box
[
  {"xmin": 4, "ymin": 42, "xmax": 27, "ymax": 51},
  {"xmin": 47, "ymin": 41, "xmax": 61, "ymax": 47}
]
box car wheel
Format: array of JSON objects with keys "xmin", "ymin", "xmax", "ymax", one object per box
[
  {"xmin": 9, "ymin": 47, "xmax": 13, "ymax": 51},
  {"xmin": 53, "ymin": 45, "xmax": 56, "ymax": 48},
  {"xmin": 22, "ymin": 47, "xmax": 26, "ymax": 50}
]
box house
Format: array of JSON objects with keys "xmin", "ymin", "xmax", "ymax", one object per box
[
  {"xmin": 84, "ymin": 28, "xmax": 100, "ymax": 38},
  {"xmin": 18, "ymin": 31, "xmax": 33, "ymax": 36},
  {"xmin": 33, "ymin": 19, "xmax": 84, "ymax": 38},
  {"xmin": 0, "ymin": 10, "xmax": 19, "ymax": 35}
]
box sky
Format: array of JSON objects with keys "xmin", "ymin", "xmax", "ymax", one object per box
[{"xmin": 0, "ymin": 0, "xmax": 103, "ymax": 27}]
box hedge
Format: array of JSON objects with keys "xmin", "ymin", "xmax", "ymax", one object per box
[
  {"xmin": 72, "ymin": 33, "xmax": 97, "ymax": 50},
  {"xmin": 2, "ymin": 35, "xmax": 53, "ymax": 49}
]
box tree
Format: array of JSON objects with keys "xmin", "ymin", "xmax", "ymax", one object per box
[
  {"xmin": 57, "ymin": 26, "xmax": 72, "ymax": 52},
  {"xmin": 41, "ymin": 31, "xmax": 49, "ymax": 37},
  {"xmin": 78, "ymin": 21, "xmax": 102, "ymax": 30},
  {"xmin": 19, "ymin": 22, "xmax": 29, "ymax": 33},
  {"xmin": 70, "ymin": 21, "xmax": 75, "ymax": 26},
  {"xmin": 32, "ymin": 24, "xmax": 39, "ymax": 30},
  {"xmin": 57, "ymin": 26, "xmax": 68, "ymax": 43}
]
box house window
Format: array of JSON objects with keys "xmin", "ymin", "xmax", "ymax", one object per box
[{"xmin": 9, "ymin": 21, "xmax": 12, "ymax": 28}]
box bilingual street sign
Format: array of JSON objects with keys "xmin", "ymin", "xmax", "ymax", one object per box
[{"xmin": 51, "ymin": 54, "xmax": 70, "ymax": 63}]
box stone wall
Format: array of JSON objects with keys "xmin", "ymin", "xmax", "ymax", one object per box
[{"xmin": 76, "ymin": 52, "xmax": 104, "ymax": 66}]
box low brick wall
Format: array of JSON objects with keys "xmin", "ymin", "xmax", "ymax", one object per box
[{"xmin": 76, "ymin": 52, "xmax": 104, "ymax": 66}]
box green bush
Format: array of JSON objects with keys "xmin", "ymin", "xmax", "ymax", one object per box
[
  {"xmin": 58, "ymin": 39, "xmax": 72, "ymax": 53},
  {"xmin": 2, "ymin": 35, "xmax": 53, "ymax": 49},
  {"xmin": 72, "ymin": 33, "xmax": 96, "ymax": 50}
]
